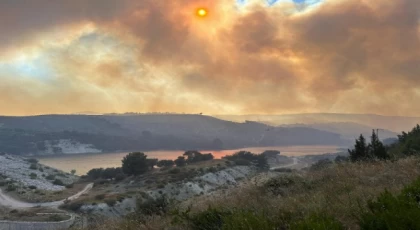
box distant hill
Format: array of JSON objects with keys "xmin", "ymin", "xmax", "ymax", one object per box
[
  {"xmin": 0, "ymin": 114, "xmax": 348, "ymax": 155},
  {"xmin": 280, "ymin": 122, "xmax": 398, "ymax": 141},
  {"xmin": 215, "ymin": 113, "xmax": 420, "ymax": 133}
]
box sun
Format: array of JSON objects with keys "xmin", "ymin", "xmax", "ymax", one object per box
[{"xmin": 196, "ymin": 8, "xmax": 208, "ymax": 17}]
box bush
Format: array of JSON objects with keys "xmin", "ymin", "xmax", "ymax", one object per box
[
  {"xmin": 273, "ymin": 168, "xmax": 293, "ymax": 173},
  {"xmin": 95, "ymin": 194, "xmax": 106, "ymax": 200},
  {"xmin": 291, "ymin": 213, "xmax": 344, "ymax": 230},
  {"xmin": 263, "ymin": 176, "xmax": 300, "ymax": 196},
  {"xmin": 223, "ymin": 151, "xmax": 268, "ymax": 169},
  {"xmin": 137, "ymin": 196, "xmax": 169, "ymax": 216},
  {"xmin": 48, "ymin": 214, "xmax": 67, "ymax": 222},
  {"xmin": 6, "ymin": 184, "xmax": 16, "ymax": 191},
  {"xmin": 29, "ymin": 163, "xmax": 38, "ymax": 170},
  {"xmin": 173, "ymin": 207, "xmax": 276, "ymax": 230},
  {"xmin": 46, "ymin": 174, "xmax": 55, "ymax": 180},
  {"xmin": 53, "ymin": 179, "xmax": 64, "ymax": 186},
  {"xmin": 157, "ymin": 160, "xmax": 175, "ymax": 168},
  {"xmin": 115, "ymin": 173, "xmax": 126, "ymax": 182},
  {"xmin": 105, "ymin": 198, "xmax": 117, "ymax": 207},
  {"xmin": 234, "ymin": 159, "xmax": 251, "ymax": 166},
  {"xmin": 65, "ymin": 183, "xmax": 74, "ymax": 189},
  {"xmin": 60, "ymin": 201, "xmax": 84, "ymax": 211},
  {"xmin": 27, "ymin": 158, "xmax": 39, "ymax": 164},
  {"xmin": 360, "ymin": 177, "xmax": 420, "ymax": 230},
  {"xmin": 38, "ymin": 167, "xmax": 44, "ymax": 172},
  {"xmin": 223, "ymin": 210, "xmax": 276, "ymax": 230},
  {"xmin": 28, "ymin": 185, "xmax": 37, "ymax": 190},
  {"xmin": 174, "ymin": 156, "xmax": 186, "ymax": 167},
  {"xmin": 169, "ymin": 168, "xmax": 181, "ymax": 174},
  {"xmin": 29, "ymin": 173, "xmax": 37, "ymax": 179}
]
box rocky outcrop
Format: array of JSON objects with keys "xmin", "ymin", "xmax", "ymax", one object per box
[
  {"xmin": 80, "ymin": 166, "xmax": 257, "ymax": 217},
  {"xmin": 0, "ymin": 154, "xmax": 77, "ymax": 191}
]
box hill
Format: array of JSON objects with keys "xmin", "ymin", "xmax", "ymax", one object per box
[
  {"xmin": 280, "ymin": 122, "xmax": 397, "ymax": 141},
  {"xmin": 216, "ymin": 113, "xmax": 420, "ymax": 133},
  {"xmin": 0, "ymin": 114, "xmax": 347, "ymax": 155}
]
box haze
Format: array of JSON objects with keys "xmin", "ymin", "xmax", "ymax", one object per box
[{"xmin": 1, "ymin": 0, "xmax": 419, "ymax": 116}]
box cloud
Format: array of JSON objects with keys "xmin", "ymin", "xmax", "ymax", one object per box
[{"xmin": 0, "ymin": 0, "xmax": 420, "ymax": 116}]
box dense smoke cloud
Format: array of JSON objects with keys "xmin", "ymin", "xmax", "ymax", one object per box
[{"xmin": 0, "ymin": 0, "xmax": 419, "ymax": 116}]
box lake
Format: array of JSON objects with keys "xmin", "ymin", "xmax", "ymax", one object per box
[{"xmin": 37, "ymin": 145, "xmax": 344, "ymax": 175}]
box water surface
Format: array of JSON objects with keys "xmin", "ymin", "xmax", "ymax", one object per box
[{"xmin": 37, "ymin": 145, "xmax": 343, "ymax": 175}]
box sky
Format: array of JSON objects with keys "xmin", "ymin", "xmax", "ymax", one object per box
[{"xmin": 0, "ymin": 0, "xmax": 419, "ymax": 116}]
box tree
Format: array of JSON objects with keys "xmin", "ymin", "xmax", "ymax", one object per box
[
  {"xmin": 183, "ymin": 150, "xmax": 214, "ymax": 163},
  {"xmin": 147, "ymin": 158, "xmax": 158, "ymax": 170},
  {"xmin": 122, "ymin": 152, "xmax": 150, "ymax": 176},
  {"xmin": 157, "ymin": 160, "xmax": 175, "ymax": 168},
  {"xmin": 349, "ymin": 134, "xmax": 369, "ymax": 162},
  {"xmin": 369, "ymin": 130, "xmax": 389, "ymax": 160},
  {"xmin": 70, "ymin": 169, "xmax": 76, "ymax": 175},
  {"xmin": 174, "ymin": 156, "xmax": 186, "ymax": 167}
]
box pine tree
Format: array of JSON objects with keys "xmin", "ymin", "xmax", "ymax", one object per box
[
  {"xmin": 369, "ymin": 130, "xmax": 389, "ymax": 160},
  {"xmin": 349, "ymin": 134, "xmax": 368, "ymax": 162}
]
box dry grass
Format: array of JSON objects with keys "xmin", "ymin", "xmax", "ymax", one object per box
[
  {"xmin": 184, "ymin": 157, "xmax": 420, "ymax": 229},
  {"xmin": 77, "ymin": 157, "xmax": 420, "ymax": 230}
]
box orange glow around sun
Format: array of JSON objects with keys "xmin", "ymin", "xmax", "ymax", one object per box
[{"xmin": 196, "ymin": 8, "xmax": 208, "ymax": 17}]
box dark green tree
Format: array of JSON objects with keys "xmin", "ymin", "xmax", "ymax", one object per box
[
  {"xmin": 122, "ymin": 152, "xmax": 150, "ymax": 175},
  {"xmin": 157, "ymin": 160, "xmax": 175, "ymax": 168},
  {"xmin": 369, "ymin": 130, "xmax": 389, "ymax": 160},
  {"xmin": 348, "ymin": 134, "xmax": 369, "ymax": 162},
  {"xmin": 174, "ymin": 156, "xmax": 187, "ymax": 167}
]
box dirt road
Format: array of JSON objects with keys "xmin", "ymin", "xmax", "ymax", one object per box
[{"xmin": 0, "ymin": 183, "xmax": 93, "ymax": 209}]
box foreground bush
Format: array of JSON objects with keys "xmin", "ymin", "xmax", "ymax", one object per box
[
  {"xmin": 291, "ymin": 213, "xmax": 344, "ymax": 230},
  {"xmin": 360, "ymin": 177, "xmax": 420, "ymax": 230}
]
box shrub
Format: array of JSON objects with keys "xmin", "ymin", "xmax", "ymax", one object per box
[
  {"xmin": 360, "ymin": 177, "xmax": 420, "ymax": 230},
  {"xmin": 234, "ymin": 159, "xmax": 251, "ymax": 166},
  {"xmin": 310, "ymin": 159, "xmax": 333, "ymax": 171},
  {"xmin": 105, "ymin": 198, "xmax": 117, "ymax": 207},
  {"xmin": 28, "ymin": 185, "xmax": 37, "ymax": 190},
  {"xmin": 291, "ymin": 213, "xmax": 344, "ymax": 230},
  {"xmin": 223, "ymin": 151, "xmax": 268, "ymax": 169},
  {"xmin": 46, "ymin": 174, "xmax": 55, "ymax": 180},
  {"xmin": 207, "ymin": 166, "xmax": 218, "ymax": 173},
  {"xmin": 157, "ymin": 160, "xmax": 175, "ymax": 168},
  {"xmin": 263, "ymin": 176, "xmax": 300, "ymax": 196},
  {"xmin": 65, "ymin": 183, "xmax": 74, "ymax": 189},
  {"xmin": 174, "ymin": 156, "xmax": 187, "ymax": 167},
  {"xmin": 115, "ymin": 173, "xmax": 126, "ymax": 182},
  {"xmin": 223, "ymin": 210, "xmax": 276, "ymax": 230},
  {"xmin": 29, "ymin": 173, "xmax": 37, "ymax": 179},
  {"xmin": 6, "ymin": 184, "xmax": 16, "ymax": 191},
  {"xmin": 29, "ymin": 164, "xmax": 38, "ymax": 170},
  {"xmin": 95, "ymin": 194, "xmax": 106, "ymax": 200},
  {"xmin": 48, "ymin": 214, "xmax": 67, "ymax": 222},
  {"xmin": 53, "ymin": 179, "xmax": 64, "ymax": 186},
  {"xmin": 273, "ymin": 168, "xmax": 293, "ymax": 173},
  {"xmin": 38, "ymin": 167, "xmax": 44, "ymax": 172},
  {"xmin": 27, "ymin": 158, "xmax": 39, "ymax": 164},
  {"xmin": 0, "ymin": 181, "xmax": 5, "ymax": 186},
  {"xmin": 60, "ymin": 201, "xmax": 84, "ymax": 211},
  {"xmin": 70, "ymin": 169, "xmax": 76, "ymax": 175},
  {"xmin": 137, "ymin": 196, "xmax": 169, "ymax": 216},
  {"xmin": 169, "ymin": 168, "xmax": 181, "ymax": 174}
]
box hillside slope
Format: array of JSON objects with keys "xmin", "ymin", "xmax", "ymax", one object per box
[{"xmin": 0, "ymin": 114, "xmax": 347, "ymax": 155}]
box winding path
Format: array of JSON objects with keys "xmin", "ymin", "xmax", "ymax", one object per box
[
  {"xmin": 270, "ymin": 157, "xmax": 299, "ymax": 170},
  {"xmin": 0, "ymin": 183, "xmax": 93, "ymax": 209}
]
